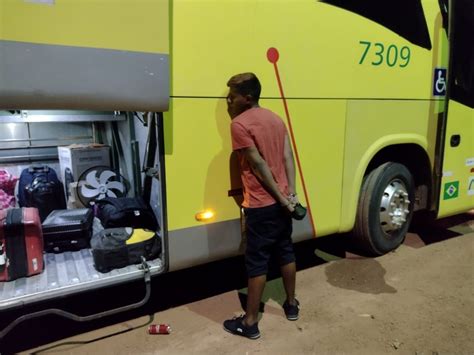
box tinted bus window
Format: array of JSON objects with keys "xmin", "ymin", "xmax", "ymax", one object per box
[{"xmin": 320, "ymin": 0, "xmax": 432, "ymax": 50}]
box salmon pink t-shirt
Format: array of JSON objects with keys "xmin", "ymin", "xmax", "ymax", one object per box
[{"xmin": 231, "ymin": 107, "xmax": 289, "ymax": 208}]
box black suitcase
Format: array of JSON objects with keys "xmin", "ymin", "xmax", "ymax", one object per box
[{"xmin": 42, "ymin": 208, "xmax": 93, "ymax": 253}]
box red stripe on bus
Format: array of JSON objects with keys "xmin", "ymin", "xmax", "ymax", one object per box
[{"xmin": 267, "ymin": 47, "xmax": 316, "ymax": 236}]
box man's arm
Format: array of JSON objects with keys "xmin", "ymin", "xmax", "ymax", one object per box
[
  {"xmin": 284, "ymin": 133, "xmax": 296, "ymax": 196},
  {"xmin": 243, "ymin": 146, "xmax": 293, "ymax": 210}
]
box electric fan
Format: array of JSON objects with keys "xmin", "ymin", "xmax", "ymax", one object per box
[{"xmin": 76, "ymin": 166, "xmax": 128, "ymax": 207}]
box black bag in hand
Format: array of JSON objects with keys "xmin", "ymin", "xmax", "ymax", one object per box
[
  {"xmin": 291, "ymin": 203, "xmax": 307, "ymax": 220},
  {"xmin": 96, "ymin": 197, "xmax": 158, "ymax": 231}
]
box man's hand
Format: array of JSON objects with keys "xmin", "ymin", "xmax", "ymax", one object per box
[
  {"xmin": 282, "ymin": 193, "xmax": 299, "ymax": 212},
  {"xmin": 284, "ymin": 193, "xmax": 307, "ymax": 220},
  {"xmin": 288, "ymin": 193, "xmax": 299, "ymax": 207}
]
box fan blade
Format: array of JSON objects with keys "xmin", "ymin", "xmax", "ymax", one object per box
[
  {"xmin": 106, "ymin": 190, "xmax": 117, "ymax": 198},
  {"xmin": 85, "ymin": 171, "xmax": 100, "ymax": 188},
  {"xmin": 106, "ymin": 181, "xmax": 124, "ymax": 193},
  {"xmin": 98, "ymin": 193, "xmax": 106, "ymax": 200},
  {"xmin": 81, "ymin": 185, "xmax": 100, "ymax": 198},
  {"xmin": 99, "ymin": 170, "xmax": 116, "ymax": 185}
]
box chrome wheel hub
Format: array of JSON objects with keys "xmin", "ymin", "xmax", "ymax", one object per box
[{"xmin": 379, "ymin": 180, "xmax": 411, "ymax": 235}]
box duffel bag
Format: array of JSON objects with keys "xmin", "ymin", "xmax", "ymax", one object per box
[
  {"xmin": 96, "ymin": 196, "xmax": 158, "ymax": 231},
  {"xmin": 91, "ymin": 227, "xmax": 161, "ymax": 273}
]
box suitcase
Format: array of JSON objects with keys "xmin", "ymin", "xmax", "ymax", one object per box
[
  {"xmin": 42, "ymin": 208, "xmax": 94, "ymax": 253},
  {"xmin": 0, "ymin": 208, "xmax": 44, "ymax": 282}
]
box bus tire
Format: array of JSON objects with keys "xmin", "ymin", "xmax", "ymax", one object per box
[{"xmin": 354, "ymin": 162, "xmax": 415, "ymax": 255}]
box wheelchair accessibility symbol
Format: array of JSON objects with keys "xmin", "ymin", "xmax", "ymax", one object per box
[{"xmin": 433, "ymin": 68, "xmax": 447, "ymax": 96}]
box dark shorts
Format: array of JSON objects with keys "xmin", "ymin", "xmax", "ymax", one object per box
[{"xmin": 244, "ymin": 203, "xmax": 295, "ymax": 278}]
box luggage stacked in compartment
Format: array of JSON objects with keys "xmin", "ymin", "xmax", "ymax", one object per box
[{"xmin": 0, "ymin": 194, "xmax": 161, "ymax": 280}]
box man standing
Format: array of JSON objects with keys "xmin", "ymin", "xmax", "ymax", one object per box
[{"xmin": 223, "ymin": 73, "xmax": 300, "ymax": 339}]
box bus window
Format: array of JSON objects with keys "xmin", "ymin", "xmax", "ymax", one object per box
[
  {"xmin": 320, "ymin": 0, "xmax": 432, "ymax": 49},
  {"xmin": 450, "ymin": 0, "xmax": 474, "ymax": 108}
]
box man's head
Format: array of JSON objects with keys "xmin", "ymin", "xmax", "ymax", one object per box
[{"xmin": 226, "ymin": 72, "xmax": 261, "ymax": 119}]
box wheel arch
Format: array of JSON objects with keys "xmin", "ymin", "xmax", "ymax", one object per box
[
  {"xmin": 365, "ymin": 143, "xmax": 433, "ymax": 211},
  {"xmin": 341, "ymin": 136, "xmax": 433, "ymax": 233}
]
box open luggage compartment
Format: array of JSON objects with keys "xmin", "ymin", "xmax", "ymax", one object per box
[{"xmin": 0, "ymin": 112, "xmax": 167, "ymax": 338}]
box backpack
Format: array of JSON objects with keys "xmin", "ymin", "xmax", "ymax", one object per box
[
  {"xmin": 18, "ymin": 165, "xmax": 66, "ymax": 221},
  {"xmin": 96, "ymin": 196, "xmax": 159, "ymax": 231},
  {"xmin": 91, "ymin": 227, "xmax": 161, "ymax": 273}
]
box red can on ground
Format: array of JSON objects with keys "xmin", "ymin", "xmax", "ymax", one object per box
[{"xmin": 148, "ymin": 324, "xmax": 172, "ymax": 334}]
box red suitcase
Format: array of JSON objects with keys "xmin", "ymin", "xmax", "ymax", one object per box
[{"xmin": 0, "ymin": 207, "xmax": 44, "ymax": 281}]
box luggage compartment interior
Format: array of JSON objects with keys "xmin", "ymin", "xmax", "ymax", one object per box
[{"xmin": 0, "ymin": 111, "xmax": 166, "ymax": 310}]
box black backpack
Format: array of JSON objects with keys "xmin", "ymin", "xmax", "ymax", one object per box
[
  {"xmin": 96, "ymin": 196, "xmax": 159, "ymax": 231},
  {"xmin": 18, "ymin": 165, "xmax": 66, "ymax": 222}
]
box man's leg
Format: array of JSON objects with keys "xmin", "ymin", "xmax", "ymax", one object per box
[
  {"xmin": 280, "ymin": 261, "xmax": 297, "ymax": 305},
  {"xmin": 244, "ymin": 274, "xmax": 267, "ymax": 325}
]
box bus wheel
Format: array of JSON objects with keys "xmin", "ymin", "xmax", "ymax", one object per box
[{"xmin": 354, "ymin": 162, "xmax": 415, "ymax": 255}]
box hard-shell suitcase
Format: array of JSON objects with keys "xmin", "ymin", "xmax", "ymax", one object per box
[
  {"xmin": 42, "ymin": 208, "xmax": 93, "ymax": 253},
  {"xmin": 0, "ymin": 207, "xmax": 44, "ymax": 282}
]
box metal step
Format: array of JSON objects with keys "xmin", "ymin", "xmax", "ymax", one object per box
[{"xmin": 0, "ymin": 249, "xmax": 163, "ymax": 311}]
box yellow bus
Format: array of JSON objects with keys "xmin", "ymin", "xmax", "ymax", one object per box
[{"xmin": 0, "ymin": 0, "xmax": 472, "ymax": 336}]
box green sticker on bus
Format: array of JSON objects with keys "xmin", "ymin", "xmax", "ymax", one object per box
[{"xmin": 443, "ymin": 181, "xmax": 459, "ymax": 200}]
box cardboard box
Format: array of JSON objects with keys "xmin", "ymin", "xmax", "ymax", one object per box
[{"xmin": 58, "ymin": 144, "xmax": 111, "ymax": 203}]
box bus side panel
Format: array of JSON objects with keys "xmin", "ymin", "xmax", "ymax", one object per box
[
  {"xmin": 167, "ymin": 220, "xmax": 242, "ymax": 272},
  {"xmin": 262, "ymin": 99, "xmax": 346, "ymax": 237},
  {"xmin": 169, "ymin": 1, "xmax": 350, "ymax": 243},
  {"xmin": 438, "ymin": 101, "xmax": 474, "ymax": 217},
  {"xmin": 164, "ymin": 98, "xmax": 240, "ymax": 232}
]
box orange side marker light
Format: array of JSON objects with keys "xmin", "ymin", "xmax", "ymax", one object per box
[{"xmin": 195, "ymin": 209, "xmax": 215, "ymax": 222}]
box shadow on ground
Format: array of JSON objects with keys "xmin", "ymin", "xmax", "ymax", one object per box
[{"xmin": 409, "ymin": 211, "xmax": 473, "ymax": 246}]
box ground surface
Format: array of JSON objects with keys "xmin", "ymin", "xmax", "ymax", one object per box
[{"xmin": 2, "ymin": 213, "xmax": 473, "ymax": 354}]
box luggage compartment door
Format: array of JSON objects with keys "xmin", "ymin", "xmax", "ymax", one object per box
[{"xmin": 0, "ymin": 0, "xmax": 169, "ymax": 111}]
